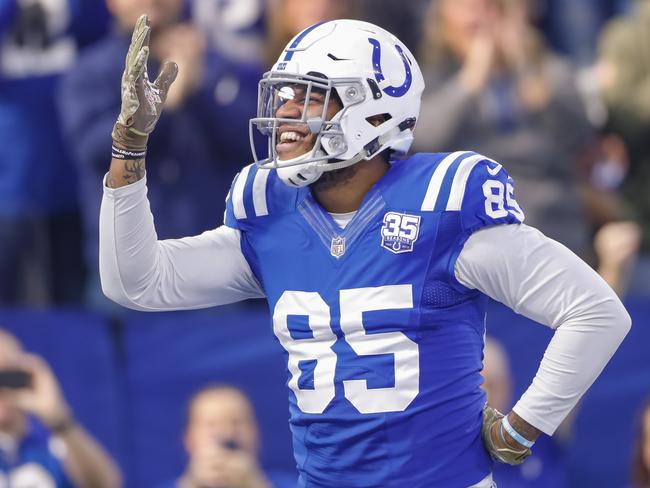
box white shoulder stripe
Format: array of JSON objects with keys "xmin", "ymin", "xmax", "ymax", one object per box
[
  {"xmin": 232, "ymin": 164, "xmax": 252, "ymax": 219},
  {"xmin": 421, "ymin": 151, "xmax": 471, "ymax": 211},
  {"xmin": 252, "ymin": 168, "xmax": 271, "ymax": 217},
  {"xmin": 445, "ymin": 154, "xmax": 486, "ymax": 211}
]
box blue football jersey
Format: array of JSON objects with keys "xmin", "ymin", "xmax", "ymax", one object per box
[{"xmin": 225, "ymin": 151, "xmax": 524, "ymax": 487}]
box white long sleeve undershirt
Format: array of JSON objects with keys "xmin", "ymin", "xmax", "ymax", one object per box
[
  {"xmin": 99, "ymin": 175, "xmax": 630, "ymax": 435},
  {"xmin": 99, "ymin": 175, "xmax": 264, "ymax": 311},
  {"xmin": 455, "ymin": 224, "xmax": 630, "ymax": 434}
]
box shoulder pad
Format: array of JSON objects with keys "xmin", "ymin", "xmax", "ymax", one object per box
[
  {"xmin": 458, "ymin": 155, "xmax": 525, "ymax": 233},
  {"xmin": 417, "ymin": 151, "xmax": 524, "ymax": 228}
]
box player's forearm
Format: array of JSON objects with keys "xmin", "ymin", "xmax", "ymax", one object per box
[
  {"xmin": 99, "ymin": 174, "xmax": 162, "ymax": 309},
  {"xmin": 107, "ymin": 155, "xmax": 146, "ymax": 189},
  {"xmin": 512, "ymin": 295, "xmax": 630, "ymax": 434},
  {"xmin": 505, "ymin": 411, "xmax": 541, "ymax": 443},
  {"xmin": 456, "ymin": 224, "xmax": 631, "ymax": 435},
  {"xmin": 511, "ymin": 232, "xmax": 631, "ymax": 434}
]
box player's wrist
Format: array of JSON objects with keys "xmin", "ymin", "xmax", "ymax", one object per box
[
  {"xmin": 500, "ymin": 415, "xmax": 535, "ymax": 449},
  {"xmin": 482, "ymin": 404, "xmax": 532, "ymax": 465},
  {"xmin": 111, "ymin": 144, "xmax": 147, "ymax": 161},
  {"xmin": 504, "ymin": 411, "xmax": 541, "ymax": 445},
  {"xmin": 111, "ymin": 122, "xmax": 149, "ymax": 152}
]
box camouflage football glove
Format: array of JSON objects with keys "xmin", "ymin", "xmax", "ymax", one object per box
[
  {"xmin": 112, "ymin": 14, "xmax": 178, "ymax": 151},
  {"xmin": 481, "ymin": 404, "xmax": 532, "ymax": 466}
]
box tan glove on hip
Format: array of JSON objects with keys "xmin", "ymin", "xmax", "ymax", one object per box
[
  {"xmin": 112, "ymin": 14, "xmax": 178, "ymax": 151},
  {"xmin": 481, "ymin": 404, "xmax": 532, "ymax": 466}
]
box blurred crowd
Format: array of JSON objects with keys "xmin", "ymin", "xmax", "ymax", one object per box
[
  {"xmin": 1, "ymin": 0, "xmax": 650, "ymax": 306},
  {"xmin": 0, "ymin": 325, "xmax": 297, "ymax": 487}
]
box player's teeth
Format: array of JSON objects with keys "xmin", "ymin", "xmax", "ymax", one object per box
[{"xmin": 280, "ymin": 131, "xmax": 303, "ymax": 143}]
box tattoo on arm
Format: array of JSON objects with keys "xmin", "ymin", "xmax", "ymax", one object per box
[
  {"xmin": 124, "ymin": 159, "xmax": 145, "ymax": 183},
  {"xmin": 107, "ymin": 158, "xmax": 145, "ymax": 189}
]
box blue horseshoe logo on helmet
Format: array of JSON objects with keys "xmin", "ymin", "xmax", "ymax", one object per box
[{"xmin": 368, "ymin": 38, "xmax": 412, "ymax": 97}]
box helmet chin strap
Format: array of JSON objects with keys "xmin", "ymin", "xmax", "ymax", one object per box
[
  {"xmin": 276, "ymin": 150, "xmax": 327, "ymax": 187},
  {"xmin": 275, "ymin": 119, "xmax": 414, "ymax": 187},
  {"xmin": 317, "ymin": 152, "xmax": 365, "ymax": 172},
  {"xmin": 276, "ymin": 148, "xmax": 363, "ymax": 185}
]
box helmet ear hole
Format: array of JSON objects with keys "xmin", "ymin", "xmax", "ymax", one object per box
[{"xmin": 365, "ymin": 113, "xmax": 392, "ymax": 127}]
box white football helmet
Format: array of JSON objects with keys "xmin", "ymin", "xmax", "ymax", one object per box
[{"xmin": 249, "ymin": 19, "xmax": 425, "ymax": 187}]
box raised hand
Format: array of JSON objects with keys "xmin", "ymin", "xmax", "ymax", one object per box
[{"xmin": 112, "ymin": 14, "xmax": 179, "ymax": 151}]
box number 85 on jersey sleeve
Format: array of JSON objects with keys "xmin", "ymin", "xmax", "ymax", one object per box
[{"xmin": 482, "ymin": 178, "xmax": 524, "ymax": 222}]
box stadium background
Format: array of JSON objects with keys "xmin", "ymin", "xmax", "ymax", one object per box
[{"xmin": 1, "ymin": 0, "xmax": 650, "ymax": 487}]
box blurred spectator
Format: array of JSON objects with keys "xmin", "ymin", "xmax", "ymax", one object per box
[
  {"xmin": 191, "ymin": 0, "xmax": 266, "ymax": 66},
  {"xmin": 631, "ymin": 397, "xmax": 650, "ymax": 488},
  {"xmin": 598, "ymin": 0, "xmax": 650, "ymax": 256},
  {"xmin": 161, "ymin": 385, "xmax": 295, "ymax": 488},
  {"xmin": 0, "ymin": 0, "xmax": 108, "ymax": 305},
  {"xmin": 413, "ymin": 0, "xmax": 594, "ymax": 255},
  {"xmin": 59, "ymin": 0, "xmax": 260, "ymax": 307},
  {"xmin": 593, "ymin": 220, "xmax": 640, "ymax": 296},
  {"xmin": 265, "ymin": 0, "xmax": 355, "ymax": 66},
  {"xmin": 357, "ymin": 0, "xmax": 430, "ymax": 54},
  {"xmin": 0, "ymin": 329, "xmax": 121, "ymax": 487},
  {"xmin": 482, "ymin": 337, "xmax": 567, "ymax": 487},
  {"xmin": 533, "ymin": 0, "xmax": 631, "ymax": 68}
]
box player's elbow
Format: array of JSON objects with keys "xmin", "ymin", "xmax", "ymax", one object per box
[
  {"xmin": 611, "ymin": 297, "xmax": 632, "ymax": 342},
  {"xmin": 100, "ymin": 270, "xmax": 144, "ymax": 311},
  {"xmin": 100, "ymin": 278, "xmax": 127, "ymax": 309},
  {"xmin": 558, "ymin": 290, "xmax": 632, "ymax": 346},
  {"xmin": 596, "ymin": 294, "xmax": 632, "ymax": 346}
]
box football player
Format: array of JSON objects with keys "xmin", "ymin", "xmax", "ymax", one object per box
[{"xmin": 100, "ymin": 16, "xmax": 631, "ymax": 487}]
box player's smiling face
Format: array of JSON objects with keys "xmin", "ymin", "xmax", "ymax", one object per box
[{"xmin": 274, "ymin": 84, "xmax": 342, "ymax": 161}]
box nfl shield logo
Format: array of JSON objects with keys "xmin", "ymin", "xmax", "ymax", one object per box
[
  {"xmin": 380, "ymin": 212, "xmax": 421, "ymax": 254},
  {"xmin": 330, "ymin": 236, "xmax": 346, "ymax": 258}
]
